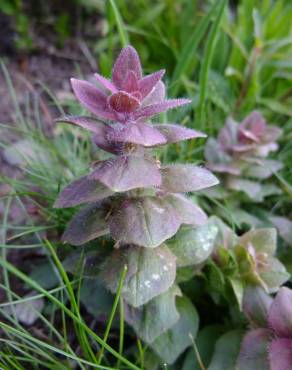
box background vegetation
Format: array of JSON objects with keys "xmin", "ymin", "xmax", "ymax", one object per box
[{"xmin": 0, "ymin": 0, "xmax": 291, "ymax": 369}]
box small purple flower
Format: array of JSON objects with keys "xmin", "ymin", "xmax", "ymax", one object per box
[
  {"xmin": 238, "ymin": 287, "xmax": 292, "ymax": 370},
  {"xmin": 71, "ymin": 46, "xmax": 190, "ymax": 124}
]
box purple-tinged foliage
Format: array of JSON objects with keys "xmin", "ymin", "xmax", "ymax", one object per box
[
  {"xmin": 205, "ymin": 111, "xmax": 283, "ymax": 201},
  {"xmin": 54, "ymin": 175, "xmax": 113, "ymax": 208},
  {"xmin": 238, "ymin": 287, "xmax": 292, "ymax": 370},
  {"xmin": 70, "ymin": 46, "xmax": 190, "ymax": 124},
  {"xmin": 54, "ymin": 45, "xmax": 219, "ymax": 362}
]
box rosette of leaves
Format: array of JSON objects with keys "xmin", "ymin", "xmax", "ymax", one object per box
[
  {"xmin": 205, "ymin": 217, "xmax": 289, "ymax": 308},
  {"xmin": 54, "ymin": 46, "xmax": 219, "ymax": 363},
  {"xmin": 238, "ymin": 286, "xmax": 292, "ymax": 370},
  {"xmin": 205, "ymin": 111, "xmax": 283, "ymax": 202}
]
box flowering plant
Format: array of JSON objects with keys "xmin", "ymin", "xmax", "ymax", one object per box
[
  {"xmin": 205, "ymin": 217, "xmax": 289, "ymax": 309},
  {"xmin": 205, "ymin": 111, "xmax": 282, "ymax": 202},
  {"xmin": 238, "ymin": 286, "xmax": 292, "ymax": 370},
  {"xmin": 54, "ymin": 45, "xmax": 219, "ymax": 363}
]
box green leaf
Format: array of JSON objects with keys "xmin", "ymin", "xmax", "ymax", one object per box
[
  {"xmin": 176, "ymin": 266, "xmax": 197, "ymax": 284},
  {"xmin": 29, "ymin": 262, "xmax": 59, "ymax": 289},
  {"xmin": 228, "ymin": 277, "xmax": 244, "ymax": 310},
  {"xmin": 125, "ymin": 285, "xmax": 181, "ymax": 343},
  {"xmin": 208, "ymin": 330, "xmax": 243, "ymax": 370},
  {"xmin": 239, "ymin": 228, "xmax": 277, "ymax": 255},
  {"xmin": 206, "ymin": 261, "xmax": 226, "ymax": 301},
  {"xmin": 100, "ymin": 245, "xmax": 176, "ymax": 307},
  {"xmin": 150, "ymin": 296, "xmax": 199, "ymax": 364},
  {"xmin": 197, "ymin": 0, "xmax": 227, "ymax": 129},
  {"xmin": 182, "ymin": 325, "xmax": 225, "ymax": 370},
  {"xmin": 80, "ymin": 278, "xmax": 114, "ymax": 317},
  {"xmin": 168, "ymin": 223, "xmax": 218, "ymax": 267},
  {"xmin": 62, "ymin": 247, "xmax": 111, "ymax": 278},
  {"xmin": 259, "ymin": 257, "xmax": 290, "ymax": 293}
]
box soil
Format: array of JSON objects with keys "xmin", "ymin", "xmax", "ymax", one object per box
[{"xmin": 0, "ymin": 10, "xmax": 97, "ymax": 305}]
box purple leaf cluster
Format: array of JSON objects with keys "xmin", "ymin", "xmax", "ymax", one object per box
[
  {"xmin": 205, "ymin": 111, "xmax": 283, "ymax": 201},
  {"xmin": 238, "ymin": 286, "xmax": 292, "ymax": 370},
  {"xmin": 54, "ymin": 46, "xmax": 219, "ymax": 311}
]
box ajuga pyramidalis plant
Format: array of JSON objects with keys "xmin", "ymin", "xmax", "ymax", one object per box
[
  {"xmin": 238, "ymin": 286, "xmax": 292, "ymax": 370},
  {"xmin": 207, "ymin": 217, "xmax": 289, "ymax": 308},
  {"xmin": 205, "ymin": 111, "xmax": 283, "ymax": 202},
  {"xmin": 54, "ymin": 46, "xmax": 219, "ymax": 363}
]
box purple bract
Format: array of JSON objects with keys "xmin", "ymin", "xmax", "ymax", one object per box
[
  {"xmin": 205, "ymin": 111, "xmax": 283, "ymax": 201},
  {"xmin": 238, "ymin": 287, "xmax": 292, "ymax": 370}
]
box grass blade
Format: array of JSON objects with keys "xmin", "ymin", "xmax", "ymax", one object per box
[
  {"xmin": 170, "ymin": 1, "xmax": 219, "ymax": 96},
  {"xmin": 197, "ymin": 0, "xmax": 227, "ymax": 131},
  {"xmin": 109, "ymin": 0, "xmax": 129, "ymax": 47}
]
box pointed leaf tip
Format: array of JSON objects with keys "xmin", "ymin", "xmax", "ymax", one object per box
[
  {"xmin": 112, "ymin": 45, "xmax": 142, "ymax": 89},
  {"xmin": 70, "ymin": 78, "xmax": 116, "ymax": 120},
  {"xmin": 54, "ymin": 176, "xmax": 113, "ymax": 208},
  {"xmin": 155, "ymin": 124, "xmax": 206, "ymax": 143},
  {"xmin": 161, "ymin": 164, "xmax": 219, "ymax": 193},
  {"xmin": 62, "ymin": 203, "xmax": 109, "ymax": 245}
]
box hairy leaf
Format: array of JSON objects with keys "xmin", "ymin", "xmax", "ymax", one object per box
[
  {"xmin": 107, "ymin": 121, "xmax": 166, "ymax": 146},
  {"xmin": 54, "ymin": 176, "xmax": 113, "ymax": 208},
  {"xmin": 135, "ymin": 98, "xmax": 191, "ymax": 120},
  {"xmin": 161, "ymin": 164, "xmax": 219, "ymax": 193},
  {"xmin": 125, "ymin": 285, "xmax": 181, "ymax": 343},
  {"xmin": 55, "ymin": 115, "xmax": 107, "ymax": 134},
  {"xmin": 70, "ymin": 78, "xmax": 115, "ymax": 120},
  {"xmin": 268, "ymin": 287, "xmax": 292, "ymax": 337},
  {"xmin": 109, "ymin": 197, "xmax": 180, "ymax": 248},
  {"xmin": 100, "ymin": 245, "xmax": 176, "ymax": 307},
  {"xmin": 237, "ymin": 329, "xmax": 270, "ymax": 370},
  {"xmin": 166, "ymin": 194, "xmax": 207, "ymax": 226},
  {"xmin": 208, "ymin": 330, "xmax": 243, "ymax": 370},
  {"xmin": 168, "ymin": 223, "xmax": 218, "ymax": 267},
  {"xmin": 155, "ymin": 124, "xmax": 206, "ymax": 143},
  {"xmin": 138, "ymin": 69, "xmax": 165, "ymax": 98},
  {"xmin": 182, "ymin": 325, "xmax": 224, "ymax": 370},
  {"xmin": 89, "ymin": 156, "xmax": 161, "ymax": 192},
  {"xmin": 269, "ymin": 338, "xmax": 292, "ymax": 370},
  {"xmin": 62, "ymin": 203, "xmax": 109, "ymax": 245},
  {"xmin": 151, "ymin": 296, "xmax": 199, "ymax": 364},
  {"xmin": 112, "ymin": 46, "xmax": 142, "ymax": 89}
]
